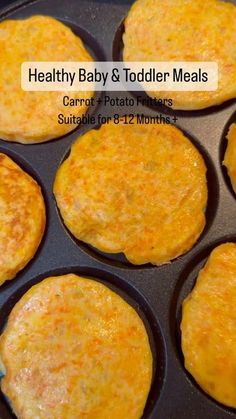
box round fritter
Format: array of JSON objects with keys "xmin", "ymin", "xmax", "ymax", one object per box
[
  {"xmin": 181, "ymin": 243, "xmax": 236, "ymax": 408},
  {"xmin": 223, "ymin": 123, "xmax": 236, "ymax": 193},
  {"xmin": 0, "ymin": 153, "xmax": 45, "ymax": 285},
  {"xmin": 123, "ymin": 0, "xmax": 236, "ymax": 110},
  {"xmin": 0, "ymin": 15, "xmax": 93, "ymax": 144},
  {"xmin": 54, "ymin": 121, "xmax": 207, "ymax": 265},
  {"xmin": 0, "ymin": 274, "xmax": 153, "ymax": 419}
]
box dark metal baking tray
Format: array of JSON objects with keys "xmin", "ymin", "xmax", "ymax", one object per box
[{"xmin": 0, "ymin": 0, "xmax": 235, "ymax": 418}]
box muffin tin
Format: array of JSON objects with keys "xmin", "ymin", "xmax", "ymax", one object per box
[{"xmin": 0, "ymin": 0, "xmax": 236, "ymax": 418}]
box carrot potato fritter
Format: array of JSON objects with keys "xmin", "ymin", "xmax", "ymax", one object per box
[
  {"xmin": 123, "ymin": 0, "xmax": 236, "ymax": 110},
  {"xmin": 54, "ymin": 121, "xmax": 208, "ymax": 265},
  {"xmin": 0, "ymin": 274, "xmax": 153, "ymax": 419},
  {"xmin": 0, "ymin": 16, "xmax": 93, "ymax": 144},
  {"xmin": 181, "ymin": 243, "xmax": 236, "ymax": 408},
  {"xmin": 0, "ymin": 154, "xmax": 45, "ymax": 286},
  {"xmin": 223, "ymin": 123, "xmax": 236, "ymax": 193}
]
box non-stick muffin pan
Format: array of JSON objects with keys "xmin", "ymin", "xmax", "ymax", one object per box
[{"xmin": 0, "ymin": 0, "xmax": 236, "ymax": 418}]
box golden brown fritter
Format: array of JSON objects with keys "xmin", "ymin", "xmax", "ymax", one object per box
[
  {"xmin": 0, "ymin": 274, "xmax": 153, "ymax": 418},
  {"xmin": 223, "ymin": 123, "xmax": 236, "ymax": 193},
  {"xmin": 54, "ymin": 120, "xmax": 207, "ymax": 265},
  {"xmin": 0, "ymin": 153, "xmax": 45, "ymax": 285},
  {"xmin": 182, "ymin": 243, "xmax": 236, "ymax": 408},
  {"xmin": 0, "ymin": 16, "xmax": 93, "ymax": 143},
  {"xmin": 123, "ymin": 0, "xmax": 236, "ymax": 110}
]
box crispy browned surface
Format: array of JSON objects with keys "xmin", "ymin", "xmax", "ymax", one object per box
[{"xmin": 0, "ymin": 153, "xmax": 45, "ymax": 285}]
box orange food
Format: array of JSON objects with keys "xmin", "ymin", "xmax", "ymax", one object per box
[
  {"xmin": 0, "ymin": 153, "xmax": 45, "ymax": 286},
  {"xmin": 0, "ymin": 15, "xmax": 93, "ymax": 143},
  {"xmin": 181, "ymin": 243, "xmax": 236, "ymax": 408},
  {"xmin": 223, "ymin": 123, "xmax": 236, "ymax": 193},
  {"xmin": 54, "ymin": 120, "xmax": 207, "ymax": 265},
  {"xmin": 123, "ymin": 0, "xmax": 236, "ymax": 110},
  {"xmin": 0, "ymin": 274, "xmax": 153, "ymax": 418}
]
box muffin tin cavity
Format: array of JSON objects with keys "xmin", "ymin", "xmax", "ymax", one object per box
[
  {"xmin": 171, "ymin": 237, "xmax": 236, "ymax": 413},
  {"xmin": 54, "ymin": 124, "xmax": 219, "ymax": 270},
  {"xmin": 0, "ymin": 267, "xmax": 166, "ymax": 419},
  {"xmin": 112, "ymin": 17, "xmax": 236, "ymax": 118}
]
